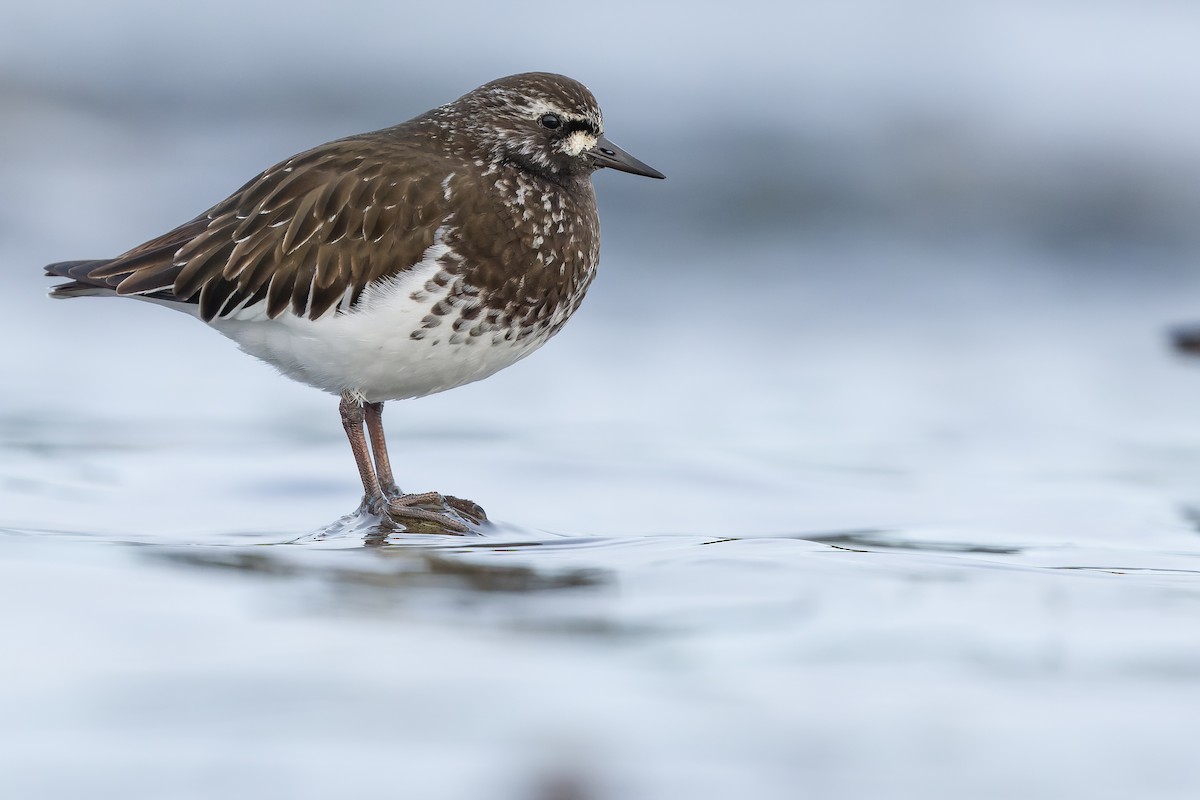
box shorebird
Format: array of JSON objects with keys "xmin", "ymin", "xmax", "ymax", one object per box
[{"xmin": 45, "ymin": 72, "xmax": 663, "ymax": 532}]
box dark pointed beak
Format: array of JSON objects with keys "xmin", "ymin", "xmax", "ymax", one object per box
[{"xmin": 589, "ymin": 135, "xmax": 665, "ymax": 179}]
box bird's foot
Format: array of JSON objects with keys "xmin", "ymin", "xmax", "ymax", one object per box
[{"xmin": 361, "ymin": 491, "xmax": 487, "ymax": 534}]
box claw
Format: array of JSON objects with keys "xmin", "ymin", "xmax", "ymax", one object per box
[{"xmin": 444, "ymin": 495, "xmax": 487, "ymax": 525}]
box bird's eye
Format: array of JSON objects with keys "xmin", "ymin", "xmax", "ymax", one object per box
[{"xmin": 539, "ymin": 114, "xmax": 562, "ymax": 130}]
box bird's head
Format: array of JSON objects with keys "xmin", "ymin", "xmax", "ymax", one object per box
[{"xmin": 435, "ymin": 72, "xmax": 664, "ymax": 182}]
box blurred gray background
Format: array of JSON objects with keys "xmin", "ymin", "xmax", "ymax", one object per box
[
  {"xmin": 7, "ymin": 0, "xmax": 1200, "ymax": 533},
  {"xmin": 5, "ymin": 2, "xmax": 1200, "ymax": 799}
]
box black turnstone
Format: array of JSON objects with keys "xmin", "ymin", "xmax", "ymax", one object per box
[{"xmin": 45, "ymin": 72, "xmax": 663, "ymax": 532}]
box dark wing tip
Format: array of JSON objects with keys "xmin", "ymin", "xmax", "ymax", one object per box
[
  {"xmin": 45, "ymin": 259, "xmax": 113, "ymax": 280},
  {"xmin": 45, "ymin": 259, "xmax": 124, "ymax": 298}
]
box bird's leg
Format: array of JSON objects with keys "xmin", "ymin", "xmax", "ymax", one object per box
[
  {"xmin": 340, "ymin": 392, "xmax": 475, "ymax": 533},
  {"xmin": 363, "ymin": 401, "xmax": 401, "ymax": 498},
  {"xmin": 340, "ymin": 391, "xmax": 386, "ymax": 513},
  {"xmin": 365, "ymin": 398, "xmax": 486, "ymax": 525}
]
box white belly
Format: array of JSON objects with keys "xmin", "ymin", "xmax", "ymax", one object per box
[{"xmin": 209, "ymin": 257, "xmax": 564, "ymax": 402}]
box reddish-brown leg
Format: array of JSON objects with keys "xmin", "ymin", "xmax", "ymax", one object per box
[{"xmin": 340, "ymin": 392, "xmax": 471, "ymax": 533}]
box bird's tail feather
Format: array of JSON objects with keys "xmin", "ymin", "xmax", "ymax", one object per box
[{"xmin": 45, "ymin": 258, "xmax": 121, "ymax": 299}]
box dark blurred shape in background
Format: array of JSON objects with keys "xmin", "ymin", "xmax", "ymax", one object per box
[{"xmin": 1174, "ymin": 324, "xmax": 1200, "ymax": 355}]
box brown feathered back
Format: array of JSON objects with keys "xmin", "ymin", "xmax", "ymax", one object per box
[{"xmin": 48, "ymin": 132, "xmax": 452, "ymax": 322}]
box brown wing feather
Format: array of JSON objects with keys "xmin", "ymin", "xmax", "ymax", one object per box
[{"xmin": 51, "ymin": 132, "xmax": 452, "ymax": 323}]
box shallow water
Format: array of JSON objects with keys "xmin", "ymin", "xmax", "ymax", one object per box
[
  {"xmin": 6, "ymin": 235, "xmax": 1200, "ymax": 799},
  {"xmin": 8, "ymin": 2, "xmax": 1200, "ymax": 796}
]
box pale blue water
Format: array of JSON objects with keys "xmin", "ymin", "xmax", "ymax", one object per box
[{"xmin": 4, "ymin": 2, "xmax": 1200, "ymax": 798}]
